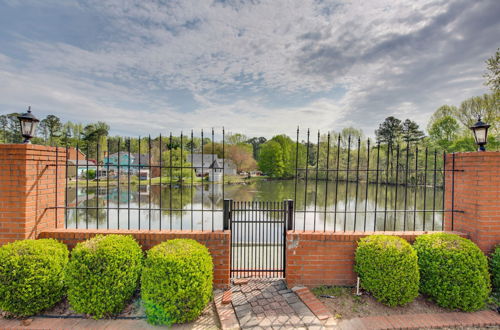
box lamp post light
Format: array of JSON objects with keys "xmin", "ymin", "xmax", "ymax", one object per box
[
  {"xmin": 17, "ymin": 106, "xmax": 40, "ymax": 144},
  {"xmin": 469, "ymin": 116, "xmax": 490, "ymax": 152}
]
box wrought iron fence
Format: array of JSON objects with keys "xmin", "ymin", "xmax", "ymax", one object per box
[{"xmin": 293, "ymin": 129, "xmax": 459, "ymax": 232}]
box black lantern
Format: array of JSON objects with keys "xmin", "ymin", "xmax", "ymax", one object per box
[
  {"xmin": 469, "ymin": 116, "xmax": 490, "ymax": 151},
  {"xmin": 17, "ymin": 106, "xmax": 40, "ymax": 144}
]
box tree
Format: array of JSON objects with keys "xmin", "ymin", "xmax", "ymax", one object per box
[
  {"xmin": 428, "ymin": 116, "xmax": 460, "ymax": 152},
  {"xmin": 226, "ymin": 133, "xmax": 248, "ymax": 145},
  {"xmin": 456, "ymin": 93, "xmax": 499, "ymax": 136},
  {"xmin": 227, "ymin": 145, "xmax": 257, "ymax": 172},
  {"xmin": 246, "ymin": 137, "xmax": 267, "ymax": 160},
  {"xmin": 484, "ymin": 48, "xmax": 499, "ymax": 92},
  {"xmin": 258, "ymin": 141, "xmax": 285, "ymax": 178},
  {"xmin": 375, "ymin": 116, "xmax": 402, "ymax": 146},
  {"xmin": 0, "ymin": 115, "xmax": 8, "ymax": 143},
  {"xmin": 40, "ymin": 115, "xmax": 62, "ymax": 145},
  {"xmin": 427, "ymin": 105, "xmax": 458, "ymax": 132},
  {"xmin": 402, "ymin": 119, "xmax": 425, "ymax": 143},
  {"xmin": 161, "ymin": 148, "xmax": 195, "ymax": 180}
]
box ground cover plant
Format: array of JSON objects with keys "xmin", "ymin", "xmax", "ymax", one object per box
[
  {"xmin": 355, "ymin": 235, "xmax": 419, "ymax": 306},
  {"xmin": 0, "ymin": 239, "xmax": 69, "ymax": 316},
  {"xmin": 65, "ymin": 234, "xmax": 143, "ymax": 319},
  {"xmin": 491, "ymin": 245, "xmax": 500, "ymax": 292},
  {"xmin": 414, "ymin": 233, "xmax": 491, "ymax": 311},
  {"xmin": 141, "ymin": 239, "xmax": 213, "ymax": 325}
]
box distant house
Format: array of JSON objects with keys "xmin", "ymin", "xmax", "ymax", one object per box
[
  {"xmin": 209, "ymin": 159, "xmax": 223, "ymax": 182},
  {"xmin": 187, "ymin": 154, "xmax": 238, "ymax": 176},
  {"xmin": 66, "ymin": 148, "xmax": 97, "ymax": 178},
  {"xmin": 103, "ymin": 153, "xmax": 150, "ymax": 175}
]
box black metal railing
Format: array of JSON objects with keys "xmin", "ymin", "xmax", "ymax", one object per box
[
  {"xmin": 58, "ymin": 130, "xmax": 226, "ymax": 231},
  {"xmin": 292, "ymin": 129, "xmax": 460, "ymax": 232}
]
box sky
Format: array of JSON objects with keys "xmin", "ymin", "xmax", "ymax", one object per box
[{"xmin": 0, "ymin": 0, "xmax": 498, "ymax": 138}]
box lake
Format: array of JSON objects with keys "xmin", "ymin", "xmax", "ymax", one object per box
[{"xmin": 65, "ymin": 179, "xmax": 444, "ymax": 232}]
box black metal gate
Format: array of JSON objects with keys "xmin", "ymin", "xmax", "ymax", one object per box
[{"xmin": 225, "ymin": 200, "xmax": 293, "ymax": 278}]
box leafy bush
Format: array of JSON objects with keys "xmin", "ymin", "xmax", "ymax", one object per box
[
  {"xmin": 491, "ymin": 245, "xmax": 500, "ymax": 291},
  {"xmin": 414, "ymin": 233, "xmax": 491, "ymax": 311},
  {"xmin": 142, "ymin": 239, "xmax": 213, "ymax": 325},
  {"xmin": 66, "ymin": 235, "xmax": 143, "ymax": 319},
  {"xmin": 0, "ymin": 239, "xmax": 69, "ymax": 316},
  {"xmin": 355, "ymin": 235, "xmax": 419, "ymax": 306}
]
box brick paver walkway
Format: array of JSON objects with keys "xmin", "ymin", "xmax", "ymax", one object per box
[{"xmin": 231, "ymin": 279, "xmax": 326, "ymax": 329}]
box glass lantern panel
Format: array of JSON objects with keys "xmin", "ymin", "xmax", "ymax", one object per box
[{"xmin": 474, "ymin": 127, "xmax": 487, "ymax": 144}]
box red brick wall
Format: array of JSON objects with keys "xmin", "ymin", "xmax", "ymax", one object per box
[
  {"xmin": 444, "ymin": 152, "xmax": 500, "ymax": 253},
  {"xmin": 0, "ymin": 144, "xmax": 66, "ymax": 245},
  {"xmin": 285, "ymin": 231, "xmax": 467, "ymax": 288},
  {"xmin": 39, "ymin": 229, "xmax": 231, "ymax": 289}
]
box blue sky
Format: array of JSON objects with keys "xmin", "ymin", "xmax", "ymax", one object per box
[{"xmin": 0, "ymin": 0, "xmax": 498, "ymax": 138}]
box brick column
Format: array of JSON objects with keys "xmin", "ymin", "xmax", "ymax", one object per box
[
  {"xmin": 0, "ymin": 144, "xmax": 66, "ymax": 245},
  {"xmin": 444, "ymin": 152, "xmax": 500, "ymax": 253}
]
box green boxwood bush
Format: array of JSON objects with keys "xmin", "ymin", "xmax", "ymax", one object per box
[
  {"xmin": 142, "ymin": 239, "xmax": 213, "ymax": 325},
  {"xmin": 65, "ymin": 235, "xmax": 143, "ymax": 319},
  {"xmin": 0, "ymin": 239, "xmax": 69, "ymax": 316},
  {"xmin": 414, "ymin": 233, "xmax": 491, "ymax": 311},
  {"xmin": 491, "ymin": 245, "xmax": 500, "ymax": 291},
  {"xmin": 355, "ymin": 235, "xmax": 419, "ymax": 306}
]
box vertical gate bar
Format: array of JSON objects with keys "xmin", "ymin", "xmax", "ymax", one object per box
[
  {"xmin": 201, "ymin": 130, "xmax": 204, "ymax": 230},
  {"xmin": 422, "ymin": 147, "xmax": 428, "ymax": 231},
  {"xmin": 373, "ymin": 143, "xmax": 380, "ymax": 230},
  {"xmin": 274, "ymin": 201, "xmax": 277, "ymax": 277},
  {"xmin": 258, "ymin": 200, "xmax": 261, "ymax": 277},
  {"xmin": 393, "ymin": 145, "xmax": 400, "ymax": 230},
  {"xmin": 243, "ymin": 201, "xmax": 247, "ymax": 277},
  {"xmin": 55, "ymin": 145, "xmax": 58, "ymax": 228},
  {"xmin": 287, "ymin": 200, "xmax": 294, "ymax": 231},
  {"xmin": 76, "ymin": 140, "xmax": 79, "ymax": 229},
  {"xmin": 148, "ymin": 136, "xmax": 152, "ymax": 230},
  {"xmin": 96, "ymin": 143, "xmax": 99, "ymax": 229},
  {"xmin": 222, "ymin": 128, "xmax": 225, "ymax": 211},
  {"xmin": 383, "ymin": 145, "xmax": 389, "ymax": 231},
  {"xmin": 313, "ymin": 131, "xmax": 320, "ymax": 231},
  {"xmin": 106, "ymin": 139, "xmax": 110, "ymax": 228},
  {"xmin": 344, "ymin": 135, "xmax": 351, "ymax": 231},
  {"xmin": 86, "ymin": 142, "xmax": 89, "ymax": 229},
  {"xmin": 451, "ymin": 153, "xmax": 455, "ymax": 231},
  {"xmin": 127, "ymin": 139, "xmax": 131, "ymax": 229},
  {"xmin": 65, "ymin": 145, "xmax": 68, "ymax": 228},
  {"xmin": 354, "ymin": 138, "xmax": 361, "ymax": 231},
  {"xmin": 211, "ymin": 128, "xmax": 215, "ymax": 232},
  {"xmin": 270, "ymin": 201, "xmax": 273, "ymax": 278},
  {"xmin": 324, "ymin": 133, "xmax": 331, "ymax": 231},
  {"xmin": 294, "ymin": 127, "xmax": 299, "ymax": 231},
  {"xmin": 180, "ymin": 133, "xmax": 183, "ymax": 230},
  {"xmin": 442, "ymin": 152, "xmax": 446, "ymax": 230},
  {"xmin": 190, "ymin": 131, "xmax": 194, "ymax": 231},
  {"xmin": 283, "ymin": 200, "xmax": 287, "ymax": 278},
  {"xmin": 413, "ymin": 146, "xmax": 419, "ymax": 230},
  {"xmin": 138, "ymin": 137, "xmax": 141, "ymax": 229},
  {"xmin": 231, "ymin": 201, "xmax": 235, "ymax": 278},
  {"xmin": 431, "ymin": 149, "xmax": 437, "ymax": 230},
  {"xmin": 333, "ymin": 134, "xmax": 341, "ymax": 232},
  {"xmin": 303, "ymin": 129, "xmax": 310, "ymax": 231},
  {"xmin": 169, "ymin": 133, "xmax": 173, "ymax": 230},
  {"xmin": 117, "ymin": 138, "xmax": 121, "ymax": 229},
  {"xmin": 363, "ymin": 139, "xmax": 370, "ymax": 231},
  {"xmin": 159, "ymin": 135, "xmax": 163, "ymax": 230},
  {"xmin": 403, "ymin": 143, "xmax": 409, "ymax": 231}
]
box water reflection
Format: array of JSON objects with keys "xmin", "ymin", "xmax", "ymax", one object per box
[{"xmin": 66, "ymin": 179, "xmax": 443, "ymax": 231}]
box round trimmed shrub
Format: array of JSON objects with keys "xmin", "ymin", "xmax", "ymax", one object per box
[
  {"xmin": 0, "ymin": 239, "xmax": 69, "ymax": 316},
  {"xmin": 490, "ymin": 245, "xmax": 500, "ymax": 291},
  {"xmin": 414, "ymin": 233, "xmax": 491, "ymax": 311},
  {"xmin": 142, "ymin": 239, "xmax": 213, "ymax": 325},
  {"xmin": 65, "ymin": 235, "xmax": 143, "ymax": 319},
  {"xmin": 355, "ymin": 235, "xmax": 419, "ymax": 306}
]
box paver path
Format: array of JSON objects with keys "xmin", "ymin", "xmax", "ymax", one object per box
[{"xmin": 231, "ymin": 279, "xmax": 326, "ymax": 329}]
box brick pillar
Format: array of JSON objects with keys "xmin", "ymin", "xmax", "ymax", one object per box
[
  {"xmin": 0, "ymin": 144, "xmax": 66, "ymax": 245},
  {"xmin": 444, "ymin": 151, "xmax": 500, "ymax": 253}
]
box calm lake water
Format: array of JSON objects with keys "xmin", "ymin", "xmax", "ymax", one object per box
[{"xmin": 66, "ymin": 179, "xmax": 444, "ymax": 232}]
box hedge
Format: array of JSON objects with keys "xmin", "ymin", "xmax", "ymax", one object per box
[
  {"xmin": 355, "ymin": 235, "xmax": 419, "ymax": 306},
  {"xmin": 142, "ymin": 239, "xmax": 213, "ymax": 325},
  {"xmin": 0, "ymin": 239, "xmax": 69, "ymax": 316},
  {"xmin": 491, "ymin": 245, "xmax": 500, "ymax": 291},
  {"xmin": 65, "ymin": 235, "xmax": 143, "ymax": 319},
  {"xmin": 414, "ymin": 233, "xmax": 491, "ymax": 311}
]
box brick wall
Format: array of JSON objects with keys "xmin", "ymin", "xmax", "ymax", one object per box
[
  {"xmin": 285, "ymin": 231, "xmax": 467, "ymax": 288},
  {"xmin": 39, "ymin": 229, "xmax": 231, "ymax": 289},
  {"xmin": 444, "ymin": 152, "xmax": 500, "ymax": 253},
  {"xmin": 0, "ymin": 144, "xmax": 66, "ymax": 245}
]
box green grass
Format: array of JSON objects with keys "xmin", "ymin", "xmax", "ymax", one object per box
[{"xmin": 311, "ymin": 286, "xmax": 352, "ymax": 297}]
